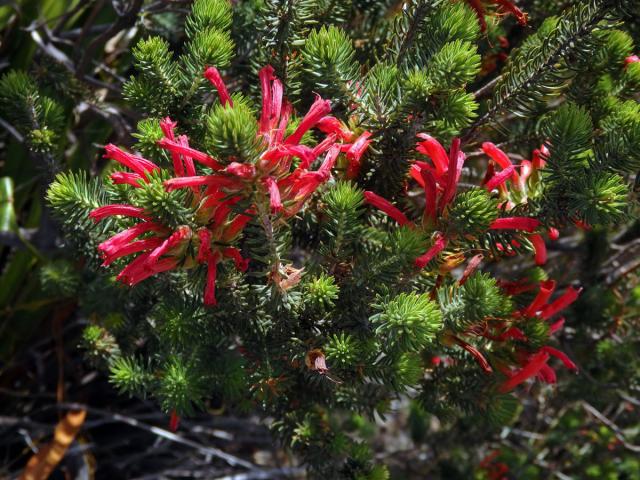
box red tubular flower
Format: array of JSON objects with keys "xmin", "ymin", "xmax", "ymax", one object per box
[
  {"xmin": 164, "ymin": 175, "xmax": 243, "ymax": 191},
  {"xmin": 420, "ymin": 168, "xmax": 438, "ymax": 223},
  {"xmin": 98, "ymin": 222, "xmax": 166, "ymax": 257},
  {"xmin": 345, "ymin": 131, "xmax": 372, "ymax": 179},
  {"xmin": 146, "ymin": 226, "xmax": 192, "ymax": 267},
  {"xmin": 518, "ymin": 160, "xmax": 532, "ymax": 190},
  {"xmin": 529, "ymin": 233, "xmax": 547, "ymax": 266},
  {"xmin": 539, "ymin": 286, "xmax": 582, "ymax": 320},
  {"xmin": 485, "ymin": 165, "xmax": 515, "ymax": 191},
  {"xmin": 532, "ymin": 145, "xmax": 548, "ymax": 170},
  {"xmin": 482, "ymin": 142, "xmax": 520, "ymax": 185},
  {"xmin": 317, "ymin": 145, "xmax": 340, "ymax": 179},
  {"xmin": 226, "ymin": 162, "xmax": 256, "ymax": 179},
  {"xmin": 104, "ymin": 144, "xmax": 160, "ymax": 177},
  {"xmin": 221, "ymin": 212, "xmax": 254, "ymax": 242},
  {"xmin": 453, "ymin": 336, "xmax": 493, "ymax": 373},
  {"xmin": 493, "ymin": 0, "xmax": 527, "ymax": 25},
  {"xmin": 415, "ymin": 234, "xmax": 448, "ymax": 269},
  {"xmin": 482, "ymin": 142, "xmax": 511, "ymax": 170},
  {"xmin": 416, "ymin": 133, "xmax": 449, "ymax": 177},
  {"xmin": 284, "ymin": 95, "xmax": 332, "ymax": 146},
  {"xmin": 116, "ymin": 253, "xmax": 179, "ymax": 286},
  {"xmin": 204, "ymin": 67, "xmax": 233, "ymax": 107},
  {"xmin": 523, "ymin": 280, "xmax": 556, "ymax": 317},
  {"xmin": 259, "ymin": 65, "xmax": 277, "ymax": 134},
  {"xmin": 316, "ymin": 116, "xmax": 353, "ymax": 141},
  {"xmin": 177, "ymin": 135, "xmax": 197, "ymax": 177},
  {"xmin": 459, "ymin": 253, "xmax": 484, "ymax": 285},
  {"xmin": 548, "ymin": 227, "xmax": 560, "ymax": 240},
  {"xmin": 197, "ymin": 228, "xmax": 212, "ymax": 264},
  {"xmin": 541, "ymin": 346, "xmax": 578, "ymax": 371},
  {"xmin": 101, "ymin": 237, "xmax": 163, "ymax": 267},
  {"xmin": 223, "ymin": 247, "xmax": 249, "ymax": 271},
  {"xmin": 157, "ymin": 138, "xmax": 223, "ymax": 171},
  {"xmin": 549, "ymin": 318, "xmax": 565, "ymax": 334},
  {"xmin": 538, "ymin": 363, "xmax": 557, "ymax": 384},
  {"xmin": 110, "ymin": 171, "xmax": 144, "ymax": 188},
  {"xmin": 440, "ymin": 138, "xmax": 465, "ymax": 209},
  {"xmin": 498, "ymin": 351, "xmax": 550, "ymax": 393},
  {"xmin": 169, "ymin": 410, "xmax": 180, "ymax": 432},
  {"xmin": 624, "ymin": 54, "xmax": 639, "ymax": 67},
  {"xmin": 363, "ymin": 191, "xmax": 412, "ymax": 227},
  {"xmin": 496, "ymin": 327, "xmax": 527, "ymax": 342},
  {"xmin": 489, "ymin": 217, "xmax": 541, "ymax": 232},
  {"xmin": 265, "ymin": 176, "xmax": 283, "ymax": 213},
  {"xmin": 89, "ymin": 205, "xmax": 150, "ymax": 222},
  {"xmin": 160, "ymin": 117, "xmax": 185, "ymax": 177}
]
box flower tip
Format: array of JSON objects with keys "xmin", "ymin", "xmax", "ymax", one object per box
[
  {"xmin": 160, "ymin": 116, "xmax": 177, "ymax": 129},
  {"xmin": 625, "ymin": 54, "xmax": 640, "ymax": 67},
  {"xmin": 102, "ymin": 143, "xmax": 117, "ymax": 157}
]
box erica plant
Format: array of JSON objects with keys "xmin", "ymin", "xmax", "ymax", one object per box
[{"xmin": 23, "ymin": 0, "xmax": 639, "ymax": 477}]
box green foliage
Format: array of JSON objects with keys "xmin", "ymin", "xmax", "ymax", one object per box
[
  {"xmin": 182, "ymin": 28, "xmax": 234, "ymax": 80},
  {"xmin": 440, "ymin": 272, "xmax": 512, "ymax": 330},
  {"xmin": 540, "ymin": 102, "xmax": 633, "ymax": 226},
  {"xmin": 109, "ymin": 356, "xmax": 151, "ymax": 397},
  {"xmin": 319, "ymin": 181, "xmax": 365, "ymax": 260},
  {"xmin": 206, "ymin": 98, "xmax": 261, "ymax": 162},
  {"xmin": 568, "ymin": 171, "xmax": 628, "ymax": 225},
  {"xmin": 158, "ymin": 356, "xmax": 207, "ymax": 415},
  {"xmin": 0, "ymin": 70, "xmax": 64, "ymax": 154},
  {"xmin": 542, "ymin": 103, "xmax": 593, "ymax": 162},
  {"xmin": 487, "ymin": 0, "xmax": 627, "ymax": 124},
  {"xmin": 424, "ymin": 40, "xmax": 481, "ymax": 91},
  {"xmin": 486, "ymin": 394, "xmax": 520, "ymax": 427},
  {"xmin": 305, "ymin": 273, "xmax": 339, "ymax": 311},
  {"xmin": 371, "ymin": 292, "xmax": 443, "ymax": 352},
  {"xmin": 124, "ymin": 37, "xmax": 180, "ymax": 116},
  {"xmin": 81, "ymin": 325, "xmax": 121, "ymax": 367},
  {"xmin": 130, "ymin": 170, "xmax": 196, "ymax": 228},
  {"xmin": 185, "ymin": 0, "xmax": 233, "ymax": 38},
  {"xmin": 133, "ymin": 118, "xmax": 166, "ymax": 159},
  {"xmin": 39, "ymin": 259, "xmax": 80, "ymax": 297},
  {"xmin": 447, "ymin": 189, "xmax": 498, "ymax": 236},
  {"xmin": 46, "ymin": 171, "xmax": 110, "ymax": 259},
  {"xmin": 325, "ymin": 332, "xmax": 359, "ymax": 369},
  {"xmin": 303, "ymin": 26, "xmax": 359, "ymax": 106}
]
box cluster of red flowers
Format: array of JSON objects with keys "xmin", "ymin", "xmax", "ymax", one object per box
[
  {"xmin": 90, "ymin": 66, "xmax": 370, "ymax": 306},
  {"xmin": 479, "ymin": 450, "xmax": 509, "ymax": 480},
  {"xmin": 434, "ymin": 278, "xmax": 580, "ymax": 393},
  {"xmin": 466, "ymin": 0, "xmax": 528, "ymax": 32},
  {"xmin": 363, "ymin": 134, "xmax": 580, "ymax": 392},
  {"xmin": 495, "ymin": 279, "xmax": 580, "ymax": 392},
  {"xmin": 364, "ymin": 135, "xmax": 548, "ymax": 268}
]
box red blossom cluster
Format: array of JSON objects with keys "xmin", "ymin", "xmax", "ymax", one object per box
[
  {"xmin": 363, "ymin": 135, "xmax": 548, "ymax": 268},
  {"xmin": 363, "ymin": 134, "xmax": 580, "ymax": 392},
  {"xmin": 495, "ymin": 279, "xmax": 580, "ymax": 392},
  {"xmin": 479, "ymin": 450, "xmax": 509, "ymax": 480},
  {"xmin": 90, "ymin": 65, "xmax": 369, "ymax": 306},
  {"xmin": 434, "ymin": 278, "xmax": 580, "ymax": 393},
  {"xmin": 466, "ymin": 0, "xmax": 528, "ymax": 32}
]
